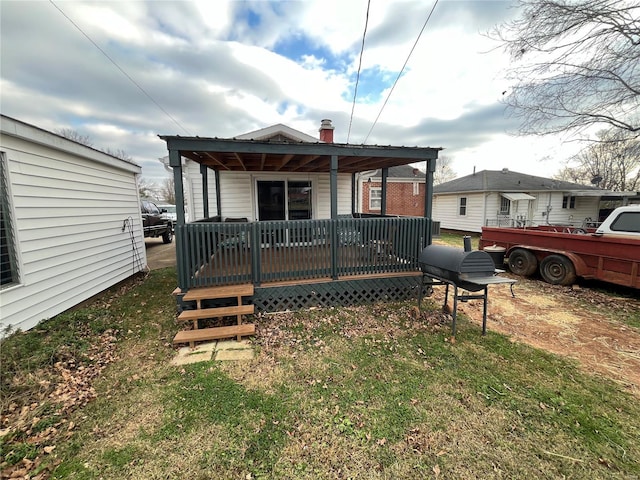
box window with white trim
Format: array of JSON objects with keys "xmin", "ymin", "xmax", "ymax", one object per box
[
  {"xmin": 459, "ymin": 197, "xmax": 467, "ymax": 216},
  {"xmin": 412, "ymin": 182, "xmax": 419, "ymax": 196},
  {"xmin": 562, "ymin": 195, "xmax": 576, "ymax": 209},
  {"xmin": 1, "ymin": 153, "xmax": 19, "ymax": 287},
  {"xmin": 500, "ymin": 196, "xmax": 511, "ymax": 215},
  {"xmin": 369, "ymin": 187, "xmax": 382, "ymax": 210}
]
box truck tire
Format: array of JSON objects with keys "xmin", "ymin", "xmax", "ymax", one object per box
[
  {"xmin": 540, "ymin": 255, "xmax": 576, "ymax": 286},
  {"xmin": 162, "ymin": 229, "xmax": 173, "ymax": 244},
  {"xmin": 508, "ymin": 248, "xmax": 537, "ymax": 276}
]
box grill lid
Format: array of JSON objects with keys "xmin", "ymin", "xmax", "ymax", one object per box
[{"xmin": 418, "ymin": 245, "xmax": 495, "ymax": 275}]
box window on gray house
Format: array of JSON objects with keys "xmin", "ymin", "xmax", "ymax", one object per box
[
  {"xmin": 1, "ymin": 153, "xmax": 19, "ymax": 287},
  {"xmin": 459, "ymin": 197, "xmax": 467, "ymax": 216},
  {"xmin": 562, "ymin": 195, "xmax": 576, "ymax": 209}
]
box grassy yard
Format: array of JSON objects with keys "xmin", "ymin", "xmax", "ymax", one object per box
[{"xmin": 1, "ymin": 268, "xmax": 639, "ymax": 479}]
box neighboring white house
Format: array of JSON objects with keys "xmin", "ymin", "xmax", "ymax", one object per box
[
  {"xmin": 1, "ymin": 115, "xmax": 146, "ymax": 335},
  {"xmin": 433, "ymin": 168, "xmax": 634, "ymax": 233},
  {"xmin": 160, "ymin": 121, "xmax": 354, "ymax": 222}
]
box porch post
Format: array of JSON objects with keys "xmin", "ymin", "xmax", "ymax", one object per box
[
  {"xmin": 424, "ymin": 159, "xmax": 436, "ymax": 246},
  {"xmin": 169, "ymin": 149, "xmax": 187, "ymax": 289},
  {"xmin": 381, "ymin": 167, "xmax": 388, "ymax": 215},
  {"xmin": 330, "ymin": 155, "xmax": 338, "ymax": 279},
  {"xmin": 215, "ymin": 168, "xmax": 222, "ymax": 217},
  {"xmin": 200, "ymin": 164, "xmax": 209, "ymax": 218},
  {"xmin": 351, "ymin": 173, "xmax": 356, "ymax": 216}
]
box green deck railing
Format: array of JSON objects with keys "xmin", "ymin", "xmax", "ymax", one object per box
[{"xmin": 175, "ymin": 217, "xmax": 431, "ymax": 290}]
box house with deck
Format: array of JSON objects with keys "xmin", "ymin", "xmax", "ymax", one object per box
[
  {"xmin": 1, "ymin": 115, "xmax": 146, "ymax": 335},
  {"xmin": 160, "ymin": 121, "xmax": 441, "ymax": 345},
  {"xmin": 433, "ymin": 168, "xmax": 633, "ymax": 233}
]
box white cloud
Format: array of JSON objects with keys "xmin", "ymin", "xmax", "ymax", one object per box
[{"xmin": 0, "ymin": 0, "xmax": 584, "ymax": 185}]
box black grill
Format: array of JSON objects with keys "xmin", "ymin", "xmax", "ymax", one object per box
[{"xmin": 418, "ymin": 239, "xmax": 516, "ymax": 339}]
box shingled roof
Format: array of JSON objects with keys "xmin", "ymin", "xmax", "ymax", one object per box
[{"xmin": 433, "ymin": 169, "xmax": 602, "ymax": 194}]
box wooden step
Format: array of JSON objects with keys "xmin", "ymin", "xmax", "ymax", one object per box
[
  {"xmin": 173, "ymin": 324, "xmax": 255, "ymax": 346},
  {"xmin": 177, "ymin": 305, "xmax": 255, "ymax": 322},
  {"xmin": 182, "ymin": 284, "xmax": 254, "ymax": 302}
]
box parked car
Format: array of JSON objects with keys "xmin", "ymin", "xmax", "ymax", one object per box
[
  {"xmin": 157, "ymin": 204, "xmax": 187, "ymax": 232},
  {"xmin": 141, "ymin": 200, "xmax": 173, "ymax": 243}
]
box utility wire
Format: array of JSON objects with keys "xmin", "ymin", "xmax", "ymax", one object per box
[
  {"xmin": 363, "ymin": 0, "xmax": 439, "ymax": 144},
  {"xmin": 49, "ymin": 0, "xmax": 191, "ymax": 136},
  {"xmin": 347, "ymin": 0, "xmax": 371, "ymax": 144}
]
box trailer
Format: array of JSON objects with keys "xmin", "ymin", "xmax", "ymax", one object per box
[{"xmin": 479, "ymin": 206, "xmax": 640, "ymax": 288}]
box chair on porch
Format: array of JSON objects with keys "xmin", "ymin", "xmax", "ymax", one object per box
[{"xmin": 218, "ymin": 217, "xmax": 249, "ymax": 250}]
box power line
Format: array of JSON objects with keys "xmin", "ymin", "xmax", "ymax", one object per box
[
  {"xmin": 347, "ymin": 0, "xmax": 371, "ymax": 144},
  {"xmin": 363, "ymin": 0, "xmax": 439, "ymax": 144},
  {"xmin": 49, "ymin": 0, "xmax": 191, "ymax": 136}
]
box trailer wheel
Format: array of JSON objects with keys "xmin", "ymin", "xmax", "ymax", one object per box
[
  {"xmin": 540, "ymin": 255, "xmax": 576, "ymax": 286},
  {"xmin": 508, "ymin": 248, "xmax": 537, "ymax": 276}
]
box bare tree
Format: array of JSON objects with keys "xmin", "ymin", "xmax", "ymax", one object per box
[
  {"xmin": 433, "ymin": 155, "xmax": 457, "ymax": 185},
  {"xmin": 555, "ymin": 128, "xmax": 640, "ymax": 191},
  {"xmin": 56, "ymin": 128, "xmax": 93, "ymax": 147},
  {"xmin": 103, "ymin": 147, "xmax": 133, "ymax": 162},
  {"xmin": 56, "ymin": 128, "xmax": 133, "ymax": 161},
  {"xmin": 160, "ymin": 177, "xmax": 176, "ymax": 204},
  {"xmin": 491, "ymin": 0, "xmax": 640, "ymax": 139},
  {"xmin": 138, "ymin": 177, "xmax": 158, "ymax": 199}
]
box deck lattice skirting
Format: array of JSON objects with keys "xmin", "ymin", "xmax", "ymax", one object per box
[{"xmin": 253, "ymin": 274, "xmax": 423, "ymax": 312}]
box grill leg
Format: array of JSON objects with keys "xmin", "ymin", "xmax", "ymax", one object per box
[
  {"xmin": 451, "ymin": 284, "xmax": 458, "ymax": 339},
  {"xmin": 482, "ymin": 286, "xmax": 488, "ymax": 335}
]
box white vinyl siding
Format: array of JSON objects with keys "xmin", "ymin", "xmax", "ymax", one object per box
[
  {"xmin": 0, "ymin": 119, "xmax": 144, "ymax": 335},
  {"xmin": 434, "ymin": 190, "xmax": 602, "ymax": 232},
  {"xmin": 433, "ymin": 193, "xmax": 485, "ymax": 232},
  {"xmin": 213, "ymin": 171, "xmax": 351, "ymax": 221},
  {"xmin": 185, "ymin": 159, "xmax": 218, "ymax": 221}
]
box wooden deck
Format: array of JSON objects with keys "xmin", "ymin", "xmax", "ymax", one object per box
[{"xmin": 194, "ymin": 242, "xmax": 415, "ymax": 286}]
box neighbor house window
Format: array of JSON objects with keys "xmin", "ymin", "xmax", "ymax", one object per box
[
  {"xmin": 500, "ymin": 196, "xmax": 511, "ymax": 215},
  {"xmin": 459, "ymin": 197, "xmax": 467, "ymax": 216},
  {"xmin": 1, "ymin": 153, "xmax": 19, "ymax": 287},
  {"xmin": 369, "ymin": 187, "xmax": 382, "ymax": 210},
  {"xmin": 562, "ymin": 195, "xmax": 576, "ymax": 209},
  {"xmin": 412, "ymin": 182, "xmax": 419, "ymax": 196}
]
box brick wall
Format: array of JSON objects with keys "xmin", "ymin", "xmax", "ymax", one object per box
[{"xmin": 362, "ymin": 181, "xmax": 425, "ymax": 216}]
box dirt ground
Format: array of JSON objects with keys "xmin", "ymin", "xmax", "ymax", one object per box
[{"xmin": 429, "ymin": 277, "xmax": 640, "ymax": 397}]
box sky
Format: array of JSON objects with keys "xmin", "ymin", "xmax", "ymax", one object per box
[{"xmin": 1, "ymin": 0, "xmax": 584, "ymax": 185}]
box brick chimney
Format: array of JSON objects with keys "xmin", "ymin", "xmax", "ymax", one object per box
[{"xmin": 319, "ymin": 119, "xmax": 334, "ymax": 143}]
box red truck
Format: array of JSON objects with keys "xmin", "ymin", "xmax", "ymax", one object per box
[{"xmin": 479, "ymin": 206, "xmax": 640, "ymax": 288}]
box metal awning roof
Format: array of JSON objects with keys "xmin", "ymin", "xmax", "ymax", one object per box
[
  {"xmin": 501, "ymin": 192, "xmax": 535, "ymax": 201},
  {"xmin": 159, "ymin": 135, "xmax": 442, "ymax": 174}
]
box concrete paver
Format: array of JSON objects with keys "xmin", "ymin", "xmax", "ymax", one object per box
[
  {"xmin": 215, "ymin": 349, "xmax": 254, "ymax": 361},
  {"xmin": 170, "ymin": 339, "xmax": 254, "ymax": 364}
]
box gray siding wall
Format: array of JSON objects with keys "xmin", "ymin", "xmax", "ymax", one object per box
[{"xmin": 0, "ymin": 130, "xmax": 144, "ymax": 334}]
